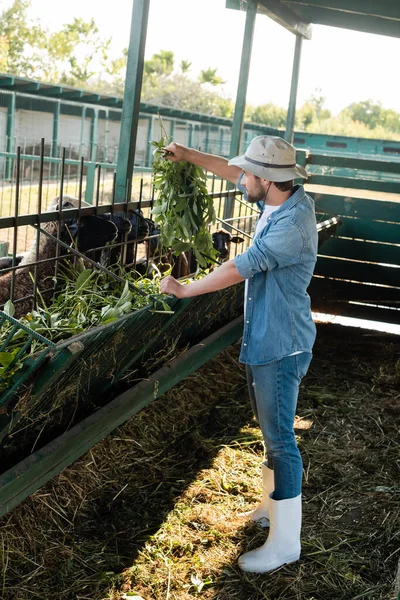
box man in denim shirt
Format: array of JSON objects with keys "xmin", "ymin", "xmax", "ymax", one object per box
[{"xmin": 161, "ymin": 136, "xmax": 318, "ymax": 574}]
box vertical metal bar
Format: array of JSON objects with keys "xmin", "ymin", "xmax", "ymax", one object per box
[
  {"xmin": 104, "ymin": 109, "xmax": 109, "ymax": 162},
  {"xmin": 95, "ymin": 164, "xmax": 101, "ymax": 209},
  {"xmin": 204, "ymin": 125, "xmax": 210, "ymax": 153},
  {"xmin": 10, "ymin": 146, "xmax": 21, "ymax": 302},
  {"xmin": 284, "ymin": 34, "xmax": 303, "ymax": 144},
  {"xmin": 80, "ymin": 106, "xmax": 87, "ymax": 159},
  {"xmin": 5, "ymin": 92, "xmax": 16, "ymax": 180},
  {"xmin": 67, "ymin": 143, "xmax": 72, "ymax": 192},
  {"xmin": 145, "ymin": 116, "xmax": 154, "ymax": 168},
  {"xmin": 75, "ymin": 162, "xmax": 84, "ymax": 267},
  {"xmin": 78, "ymin": 156, "xmax": 84, "ymax": 205},
  {"xmin": 85, "ymin": 163, "xmax": 96, "ymax": 205},
  {"xmin": 169, "ymin": 118, "xmax": 175, "ymax": 141},
  {"xmin": 112, "ymin": 171, "xmax": 116, "ymax": 209},
  {"xmin": 133, "ymin": 177, "xmax": 143, "ymax": 271},
  {"xmin": 224, "ymin": 0, "xmax": 257, "ymax": 222},
  {"xmin": 115, "ymin": 0, "xmax": 150, "ymax": 203},
  {"xmin": 51, "ymin": 100, "xmax": 61, "ymax": 178},
  {"xmin": 188, "ymin": 123, "xmax": 193, "ymax": 148},
  {"xmin": 90, "ymin": 108, "xmax": 99, "ymax": 162},
  {"xmin": 219, "ymin": 127, "xmax": 224, "ymax": 156},
  {"xmin": 54, "ymin": 147, "xmax": 66, "ymax": 282},
  {"xmin": 229, "ymin": 0, "xmax": 258, "ymax": 160},
  {"xmin": 33, "ymin": 139, "xmax": 45, "ymax": 310}
]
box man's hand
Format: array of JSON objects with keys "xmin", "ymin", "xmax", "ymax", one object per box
[
  {"xmin": 160, "ymin": 275, "xmax": 187, "ymax": 298},
  {"xmin": 163, "ymin": 142, "xmax": 188, "ymax": 163}
]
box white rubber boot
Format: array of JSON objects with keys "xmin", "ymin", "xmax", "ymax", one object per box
[
  {"xmin": 238, "ymin": 493, "xmax": 302, "ymax": 573},
  {"xmin": 238, "ymin": 463, "xmax": 274, "ymax": 527}
]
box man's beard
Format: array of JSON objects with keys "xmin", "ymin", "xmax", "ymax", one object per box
[{"xmin": 246, "ymin": 187, "xmax": 267, "ymax": 204}]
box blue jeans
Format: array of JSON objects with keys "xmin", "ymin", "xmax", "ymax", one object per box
[{"xmin": 246, "ymin": 353, "xmax": 312, "ymax": 501}]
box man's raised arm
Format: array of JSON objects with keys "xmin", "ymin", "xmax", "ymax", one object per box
[{"xmin": 163, "ymin": 142, "xmax": 242, "ymax": 185}]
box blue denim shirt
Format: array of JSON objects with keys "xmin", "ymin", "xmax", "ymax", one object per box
[{"xmin": 234, "ymin": 183, "xmax": 318, "ymax": 365}]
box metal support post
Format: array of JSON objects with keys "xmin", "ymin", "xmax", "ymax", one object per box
[
  {"xmin": 115, "ymin": 0, "xmax": 150, "ymax": 203},
  {"xmin": 224, "ymin": 0, "xmax": 257, "ymax": 221},
  {"xmin": 284, "ymin": 34, "xmax": 303, "ymax": 144},
  {"xmin": 229, "ymin": 0, "xmax": 258, "ymax": 159}
]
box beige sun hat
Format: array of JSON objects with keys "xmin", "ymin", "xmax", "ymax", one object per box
[{"xmin": 228, "ymin": 135, "xmax": 308, "ymax": 182}]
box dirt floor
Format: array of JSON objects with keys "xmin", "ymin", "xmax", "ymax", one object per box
[{"xmin": 0, "ymin": 322, "xmax": 399, "ymax": 600}]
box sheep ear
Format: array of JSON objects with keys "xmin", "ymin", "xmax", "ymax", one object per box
[{"xmin": 230, "ymin": 236, "xmax": 245, "ymax": 244}]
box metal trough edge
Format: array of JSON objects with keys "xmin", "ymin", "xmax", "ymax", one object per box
[{"xmin": 0, "ymin": 315, "xmax": 244, "ymax": 517}]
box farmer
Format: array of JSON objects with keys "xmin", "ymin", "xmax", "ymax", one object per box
[{"xmin": 160, "ymin": 135, "xmax": 318, "ymax": 574}]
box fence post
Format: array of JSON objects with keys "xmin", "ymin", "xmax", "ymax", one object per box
[
  {"xmin": 224, "ymin": 0, "xmax": 258, "ymax": 221},
  {"xmin": 284, "ymin": 34, "xmax": 303, "ymax": 144},
  {"xmin": 85, "ymin": 163, "xmax": 96, "ymax": 205},
  {"xmin": 115, "ymin": 0, "xmax": 150, "ymax": 203}
]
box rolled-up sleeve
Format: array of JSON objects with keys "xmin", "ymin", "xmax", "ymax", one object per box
[{"xmin": 234, "ymin": 218, "xmax": 305, "ymax": 278}]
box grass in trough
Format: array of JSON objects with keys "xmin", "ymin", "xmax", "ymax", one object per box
[{"xmin": 0, "ymin": 323, "xmax": 398, "ymax": 600}]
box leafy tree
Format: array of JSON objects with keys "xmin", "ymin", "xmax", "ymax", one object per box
[
  {"xmin": 295, "ymin": 90, "xmax": 331, "ymax": 130},
  {"xmin": 141, "ymin": 72, "xmax": 234, "ymax": 118},
  {"xmin": 381, "ymin": 109, "xmax": 400, "ymax": 133},
  {"xmin": 340, "ymin": 100, "xmax": 383, "ymax": 129},
  {"xmin": 180, "ymin": 60, "xmax": 192, "ymax": 74},
  {"xmin": 0, "ymin": 0, "xmax": 112, "ymax": 87},
  {"xmin": 250, "ymin": 103, "xmax": 287, "ymax": 128},
  {"xmin": 144, "ymin": 50, "xmax": 174, "ymax": 77},
  {"xmin": 199, "ymin": 67, "xmax": 225, "ymax": 86},
  {"xmin": 0, "ymin": 0, "xmax": 47, "ymax": 78}
]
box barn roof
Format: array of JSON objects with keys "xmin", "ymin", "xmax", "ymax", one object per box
[{"xmin": 226, "ymin": 1, "xmax": 400, "ymax": 40}]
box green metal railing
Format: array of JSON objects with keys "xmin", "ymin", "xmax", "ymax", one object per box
[{"xmin": 307, "ymin": 152, "xmax": 400, "ymax": 325}]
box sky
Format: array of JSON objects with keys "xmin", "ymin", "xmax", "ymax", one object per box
[{"xmin": 9, "ymin": 0, "xmax": 400, "ymax": 115}]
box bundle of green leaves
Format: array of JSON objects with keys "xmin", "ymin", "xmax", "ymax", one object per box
[
  {"xmin": 151, "ymin": 137, "xmax": 218, "ymax": 268},
  {"xmin": 0, "ymin": 265, "xmax": 175, "ymax": 394}
]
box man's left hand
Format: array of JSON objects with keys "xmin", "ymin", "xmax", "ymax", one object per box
[{"xmin": 160, "ymin": 275, "xmax": 187, "ymax": 298}]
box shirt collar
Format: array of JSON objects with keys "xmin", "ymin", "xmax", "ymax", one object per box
[{"xmin": 263, "ymin": 184, "xmax": 305, "ymax": 217}]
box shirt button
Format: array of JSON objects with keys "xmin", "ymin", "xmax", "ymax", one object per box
[
  {"xmin": 246, "ymin": 320, "xmax": 249, "ymax": 324},
  {"xmin": 244, "ymin": 343, "xmax": 247, "ymax": 346},
  {"xmin": 248, "ymin": 297, "xmax": 252, "ymax": 301}
]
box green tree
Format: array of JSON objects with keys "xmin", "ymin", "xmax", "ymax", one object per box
[
  {"xmin": 250, "ymin": 103, "xmax": 287, "ymax": 128},
  {"xmin": 180, "ymin": 60, "xmax": 192, "ymax": 74},
  {"xmin": 199, "ymin": 67, "xmax": 225, "ymax": 86},
  {"xmin": 0, "ymin": 0, "xmax": 112, "ymax": 87},
  {"xmin": 340, "ymin": 100, "xmax": 383, "ymax": 129},
  {"xmin": 141, "ymin": 72, "xmax": 234, "ymax": 118},
  {"xmin": 0, "ymin": 0, "xmax": 47, "ymax": 77},
  {"xmin": 144, "ymin": 50, "xmax": 174, "ymax": 77},
  {"xmin": 296, "ymin": 89, "xmax": 331, "ymax": 130}
]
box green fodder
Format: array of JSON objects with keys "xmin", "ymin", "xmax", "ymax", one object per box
[{"xmin": 0, "ymin": 324, "xmax": 399, "ymax": 600}]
